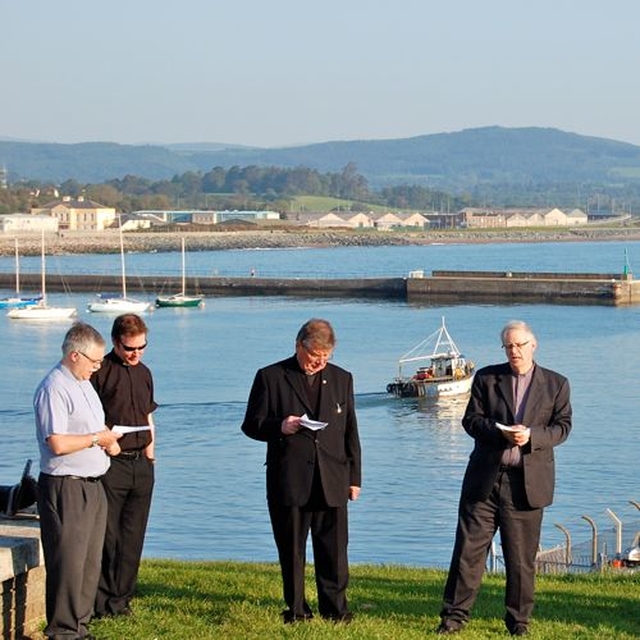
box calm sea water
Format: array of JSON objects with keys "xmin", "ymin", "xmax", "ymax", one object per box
[{"xmin": 1, "ymin": 240, "xmax": 638, "ymax": 567}]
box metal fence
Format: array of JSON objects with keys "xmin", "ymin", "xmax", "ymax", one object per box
[{"xmin": 488, "ymin": 501, "xmax": 640, "ymax": 575}]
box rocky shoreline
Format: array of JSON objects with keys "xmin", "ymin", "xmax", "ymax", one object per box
[{"xmin": 1, "ymin": 226, "xmax": 640, "ymax": 257}]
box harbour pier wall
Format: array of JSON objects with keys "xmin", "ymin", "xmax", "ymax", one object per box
[
  {"xmin": 408, "ymin": 271, "xmax": 640, "ymax": 306},
  {"xmin": 2, "ymin": 271, "xmax": 639, "ymax": 305}
]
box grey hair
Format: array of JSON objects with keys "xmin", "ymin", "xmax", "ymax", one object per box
[
  {"xmin": 61, "ymin": 322, "xmax": 105, "ymax": 357},
  {"xmin": 500, "ymin": 320, "xmax": 536, "ymax": 345}
]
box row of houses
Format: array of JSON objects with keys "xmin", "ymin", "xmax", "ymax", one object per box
[
  {"xmin": 299, "ymin": 207, "xmax": 589, "ymax": 229},
  {"xmin": 459, "ymin": 207, "xmax": 588, "ymax": 228},
  {"xmin": 291, "ymin": 207, "xmax": 590, "ymax": 229},
  {"xmin": 0, "ymin": 197, "xmax": 591, "ymax": 233}
]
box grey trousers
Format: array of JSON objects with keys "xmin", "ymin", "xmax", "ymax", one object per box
[{"xmin": 38, "ymin": 473, "xmax": 107, "ymax": 639}]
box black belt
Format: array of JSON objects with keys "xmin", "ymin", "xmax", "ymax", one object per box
[
  {"xmin": 499, "ymin": 464, "xmax": 523, "ymax": 473},
  {"xmin": 69, "ymin": 475, "xmax": 102, "ymax": 482},
  {"xmin": 116, "ymin": 450, "xmax": 145, "ymax": 459},
  {"xmin": 42, "ymin": 474, "xmax": 103, "ymax": 483}
]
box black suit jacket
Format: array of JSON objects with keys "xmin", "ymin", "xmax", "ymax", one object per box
[
  {"xmin": 460, "ymin": 362, "xmax": 572, "ymax": 509},
  {"xmin": 241, "ymin": 356, "xmax": 362, "ymax": 507}
]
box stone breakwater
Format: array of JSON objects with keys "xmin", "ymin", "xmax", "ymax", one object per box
[{"xmin": 1, "ymin": 226, "xmax": 639, "ymax": 257}]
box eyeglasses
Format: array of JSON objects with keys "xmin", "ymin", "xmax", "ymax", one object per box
[
  {"xmin": 303, "ymin": 344, "xmax": 333, "ymax": 362},
  {"xmin": 77, "ymin": 351, "xmax": 103, "ymax": 366},
  {"xmin": 502, "ymin": 340, "xmax": 531, "ymax": 351},
  {"xmin": 120, "ymin": 341, "xmax": 148, "ymax": 353}
]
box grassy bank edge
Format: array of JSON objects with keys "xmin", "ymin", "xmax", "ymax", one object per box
[{"xmin": 61, "ymin": 559, "xmax": 640, "ymax": 639}]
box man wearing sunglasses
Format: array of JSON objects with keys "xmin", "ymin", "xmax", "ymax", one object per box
[{"xmin": 90, "ymin": 313, "xmax": 158, "ymax": 620}]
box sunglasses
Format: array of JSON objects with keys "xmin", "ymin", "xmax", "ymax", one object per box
[{"xmin": 120, "ymin": 341, "xmax": 148, "ymax": 353}]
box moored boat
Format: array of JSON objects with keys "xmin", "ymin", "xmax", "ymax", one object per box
[
  {"xmin": 87, "ymin": 293, "xmax": 152, "ymax": 314},
  {"xmin": 386, "ymin": 317, "xmax": 475, "ymax": 399},
  {"xmin": 0, "ymin": 239, "xmax": 42, "ymax": 309},
  {"xmin": 155, "ymin": 237, "xmax": 204, "ymax": 308},
  {"xmin": 155, "ymin": 293, "xmax": 203, "ymax": 308},
  {"xmin": 0, "ymin": 295, "xmax": 42, "ymax": 309},
  {"xmin": 7, "ymin": 231, "xmax": 77, "ymax": 321},
  {"xmin": 87, "ymin": 216, "xmax": 152, "ymax": 313}
]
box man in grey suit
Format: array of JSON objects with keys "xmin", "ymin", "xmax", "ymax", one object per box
[
  {"xmin": 241, "ymin": 318, "xmax": 362, "ymax": 624},
  {"xmin": 437, "ymin": 320, "xmax": 572, "ymax": 637}
]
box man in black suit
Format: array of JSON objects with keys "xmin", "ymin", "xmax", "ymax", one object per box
[
  {"xmin": 438, "ymin": 320, "xmax": 572, "ymax": 636},
  {"xmin": 241, "ymin": 318, "xmax": 362, "ymax": 624}
]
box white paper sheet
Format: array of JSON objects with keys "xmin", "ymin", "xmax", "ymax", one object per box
[
  {"xmin": 300, "ymin": 414, "xmax": 328, "ymax": 431},
  {"xmin": 495, "ymin": 422, "xmax": 524, "ymax": 434},
  {"xmin": 112, "ymin": 425, "xmax": 151, "ymax": 434}
]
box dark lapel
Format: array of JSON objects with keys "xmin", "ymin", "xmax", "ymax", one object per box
[
  {"xmin": 495, "ymin": 364, "xmax": 516, "ymax": 423},
  {"xmin": 521, "ymin": 364, "xmax": 543, "ymax": 425},
  {"xmin": 283, "ymin": 357, "xmax": 316, "ymax": 416},
  {"xmin": 316, "ymin": 368, "xmax": 333, "ymax": 420}
]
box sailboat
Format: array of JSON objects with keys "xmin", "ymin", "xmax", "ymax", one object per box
[
  {"xmin": 155, "ymin": 237, "xmax": 204, "ymax": 308},
  {"xmin": 87, "ymin": 217, "xmax": 152, "ymax": 313},
  {"xmin": 0, "ymin": 238, "xmax": 42, "ymax": 309},
  {"xmin": 7, "ymin": 231, "xmax": 77, "ymax": 320}
]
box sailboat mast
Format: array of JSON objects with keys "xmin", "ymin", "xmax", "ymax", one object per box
[
  {"xmin": 181, "ymin": 236, "xmax": 186, "ymax": 295},
  {"xmin": 41, "ymin": 230, "xmax": 46, "ymax": 304},
  {"xmin": 14, "ymin": 238, "xmax": 20, "ymax": 294},
  {"xmin": 119, "ymin": 216, "xmax": 127, "ymax": 299}
]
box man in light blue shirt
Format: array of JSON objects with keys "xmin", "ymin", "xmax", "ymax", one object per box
[{"xmin": 35, "ymin": 322, "xmax": 121, "ymax": 640}]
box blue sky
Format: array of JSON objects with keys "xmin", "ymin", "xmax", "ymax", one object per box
[{"xmin": 4, "ymin": 1, "xmax": 640, "ymax": 148}]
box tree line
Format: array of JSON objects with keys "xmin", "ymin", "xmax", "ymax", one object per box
[
  {"xmin": 0, "ymin": 163, "xmax": 468, "ymax": 216},
  {"xmin": 1, "ymin": 162, "xmax": 634, "ymax": 217}
]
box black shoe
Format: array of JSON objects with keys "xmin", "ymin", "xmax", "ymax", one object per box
[
  {"xmin": 323, "ymin": 611, "xmax": 354, "ymax": 624},
  {"xmin": 93, "ymin": 605, "xmax": 132, "ymax": 620},
  {"xmin": 282, "ymin": 609, "xmax": 313, "ymax": 624},
  {"xmin": 436, "ymin": 620, "xmax": 463, "ymax": 634},
  {"xmin": 511, "ymin": 624, "xmax": 529, "ymax": 636}
]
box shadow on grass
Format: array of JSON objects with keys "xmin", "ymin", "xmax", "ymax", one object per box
[
  {"xmin": 348, "ymin": 567, "xmax": 444, "ymax": 620},
  {"xmin": 93, "ymin": 561, "xmax": 639, "ymax": 638},
  {"xmin": 135, "ymin": 561, "xmax": 284, "ymax": 625},
  {"xmin": 474, "ymin": 573, "xmax": 640, "ymax": 637}
]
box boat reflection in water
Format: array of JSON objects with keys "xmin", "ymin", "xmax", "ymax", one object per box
[{"xmin": 386, "ymin": 317, "xmax": 475, "ymax": 399}]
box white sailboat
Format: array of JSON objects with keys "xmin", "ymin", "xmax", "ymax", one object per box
[
  {"xmin": 155, "ymin": 237, "xmax": 204, "ymax": 308},
  {"xmin": 0, "ymin": 238, "xmax": 42, "ymax": 309},
  {"xmin": 87, "ymin": 217, "xmax": 152, "ymax": 313},
  {"xmin": 7, "ymin": 232, "xmax": 77, "ymax": 321}
]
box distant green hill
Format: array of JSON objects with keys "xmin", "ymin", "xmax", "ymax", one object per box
[{"xmin": 3, "ymin": 126, "xmax": 640, "ymax": 192}]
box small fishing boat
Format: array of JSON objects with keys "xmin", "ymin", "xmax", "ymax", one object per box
[
  {"xmin": 386, "ymin": 317, "xmax": 475, "ymax": 398},
  {"xmin": 155, "ymin": 237, "xmax": 204, "ymax": 308},
  {"xmin": 0, "ymin": 239, "xmax": 42, "ymax": 309}
]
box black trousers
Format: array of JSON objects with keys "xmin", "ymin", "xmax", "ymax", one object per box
[
  {"xmin": 441, "ymin": 467, "xmax": 543, "ymax": 631},
  {"xmin": 268, "ymin": 492, "xmax": 350, "ymax": 618},
  {"xmin": 38, "ymin": 473, "xmax": 107, "ymax": 639},
  {"xmin": 95, "ymin": 455, "xmax": 154, "ymax": 616}
]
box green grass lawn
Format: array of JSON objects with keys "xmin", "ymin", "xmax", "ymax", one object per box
[{"xmin": 83, "ymin": 560, "xmax": 640, "ymax": 639}]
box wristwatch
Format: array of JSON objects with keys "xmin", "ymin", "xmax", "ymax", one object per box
[{"xmin": 91, "ymin": 435, "xmax": 100, "ymax": 448}]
